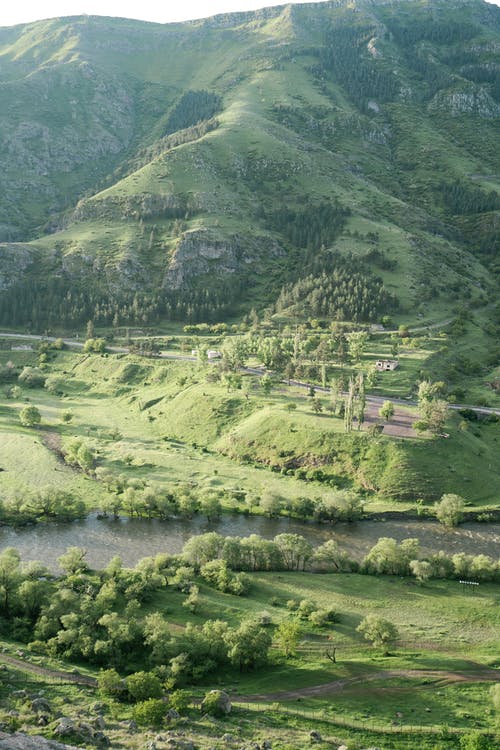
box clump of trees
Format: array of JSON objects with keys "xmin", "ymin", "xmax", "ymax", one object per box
[
  {"xmin": 180, "ymin": 532, "xmax": 498, "ymax": 583},
  {"xmin": 0, "ymin": 546, "xmax": 275, "ymax": 684},
  {"xmin": 357, "ymin": 614, "xmax": 399, "ymax": 654},
  {"xmin": 0, "ymin": 488, "xmax": 85, "ymax": 526},
  {"xmin": 275, "ymin": 264, "xmax": 396, "ymax": 322},
  {"xmin": 413, "ymin": 380, "xmax": 448, "ymax": 434}
]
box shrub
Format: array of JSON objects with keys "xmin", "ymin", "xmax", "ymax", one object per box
[
  {"xmin": 98, "ymin": 668, "xmax": 126, "ymax": 700},
  {"xmin": 435, "ymin": 493, "xmax": 465, "ymax": 527},
  {"xmin": 19, "ymin": 405, "xmax": 41, "ymax": 427},
  {"xmin": 168, "ymin": 689, "xmax": 192, "ymax": 713},
  {"xmin": 133, "ymin": 698, "xmax": 167, "ymax": 727},
  {"xmin": 127, "ymin": 671, "xmax": 163, "ymax": 702},
  {"xmin": 18, "ymin": 366, "xmax": 45, "ymax": 388}
]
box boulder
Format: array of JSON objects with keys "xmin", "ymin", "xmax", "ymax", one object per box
[
  {"xmin": 0, "ymin": 732, "xmax": 81, "ymax": 749},
  {"xmin": 31, "ymin": 698, "xmax": 52, "ymax": 714},
  {"xmin": 11, "ymin": 691, "xmax": 28, "ymax": 700},
  {"xmin": 93, "ymin": 731, "xmax": 110, "ymax": 747},
  {"xmin": 309, "ymin": 730, "xmax": 322, "ymax": 742},
  {"xmin": 166, "ymin": 709, "xmax": 180, "ymax": 721},
  {"xmin": 54, "ymin": 718, "xmax": 77, "ymax": 737},
  {"xmin": 200, "ymin": 690, "xmax": 231, "ymax": 717}
]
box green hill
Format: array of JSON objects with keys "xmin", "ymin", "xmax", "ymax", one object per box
[{"xmin": 0, "ymin": 0, "xmax": 498, "ymax": 328}]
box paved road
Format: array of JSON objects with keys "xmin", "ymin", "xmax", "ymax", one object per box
[{"xmin": 1, "ymin": 330, "xmax": 499, "ymax": 416}]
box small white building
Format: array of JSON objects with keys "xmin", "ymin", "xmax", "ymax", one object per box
[
  {"xmin": 207, "ymin": 350, "xmax": 222, "ymax": 360},
  {"xmin": 375, "ymin": 359, "xmax": 399, "ymax": 372}
]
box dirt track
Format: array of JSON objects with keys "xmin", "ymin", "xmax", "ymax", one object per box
[
  {"xmin": 233, "ymin": 666, "xmax": 500, "ymax": 702},
  {"xmin": 0, "ymin": 653, "xmax": 97, "ymax": 687}
]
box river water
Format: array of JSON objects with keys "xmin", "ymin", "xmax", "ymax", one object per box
[{"xmin": 0, "ymin": 513, "xmax": 498, "ymax": 572}]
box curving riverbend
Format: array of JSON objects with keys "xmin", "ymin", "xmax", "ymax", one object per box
[{"xmin": 0, "ymin": 513, "xmax": 498, "ymax": 572}]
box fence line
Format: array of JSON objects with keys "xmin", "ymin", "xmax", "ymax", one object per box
[{"xmin": 232, "ymin": 701, "xmax": 493, "ymax": 738}]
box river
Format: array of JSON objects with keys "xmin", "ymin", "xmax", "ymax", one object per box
[{"xmin": 0, "ymin": 513, "xmax": 498, "ymax": 572}]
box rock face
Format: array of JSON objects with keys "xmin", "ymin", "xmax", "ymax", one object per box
[
  {"xmin": 0, "ymin": 732, "xmax": 80, "ymax": 749},
  {"xmin": 163, "ymin": 230, "xmax": 283, "ymax": 290}
]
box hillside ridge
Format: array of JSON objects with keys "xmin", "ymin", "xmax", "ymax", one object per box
[{"xmin": 0, "ymin": 0, "xmax": 498, "ymax": 328}]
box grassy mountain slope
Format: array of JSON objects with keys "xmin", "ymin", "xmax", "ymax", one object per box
[{"xmin": 0, "ymin": 0, "xmax": 498, "ymax": 328}]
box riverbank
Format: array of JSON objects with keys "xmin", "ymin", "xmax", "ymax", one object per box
[{"xmin": 1, "ymin": 511, "xmax": 498, "ymax": 572}]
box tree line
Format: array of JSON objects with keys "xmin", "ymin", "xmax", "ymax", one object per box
[
  {"xmin": 275, "ymin": 265, "xmax": 397, "ymax": 322},
  {"xmin": 0, "ymin": 534, "xmax": 496, "ymax": 686},
  {"xmin": 163, "ymin": 90, "xmax": 222, "ymax": 136},
  {"xmin": 0, "ymin": 275, "xmax": 244, "ymax": 328}
]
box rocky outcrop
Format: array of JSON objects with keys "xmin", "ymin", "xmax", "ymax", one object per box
[
  {"xmin": 428, "ymin": 85, "xmax": 500, "ymax": 118},
  {"xmin": 0, "ymin": 733, "xmax": 80, "ymax": 749},
  {"xmin": 164, "ymin": 230, "xmax": 283, "ymax": 289}
]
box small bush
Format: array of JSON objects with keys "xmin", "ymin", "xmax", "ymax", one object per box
[{"xmin": 133, "ymin": 698, "xmax": 167, "ymax": 727}]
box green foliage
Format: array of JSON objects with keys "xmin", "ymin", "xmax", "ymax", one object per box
[
  {"xmin": 275, "ymin": 264, "xmax": 396, "ymax": 323},
  {"xmin": 459, "ymin": 731, "xmax": 490, "ymax": 750},
  {"xmin": 320, "ymin": 22, "xmax": 399, "ymax": 110},
  {"xmin": 97, "ymin": 668, "xmax": 126, "ymax": 699},
  {"xmin": 19, "ymin": 404, "xmax": 41, "ymax": 427},
  {"xmin": 435, "ymin": 494, "xmax": 465, "ymax": 528},
  {"xmin": 200, "ymin": 559, "xmax": 250, "ymax": 596},
  {"xmin": 126, "ymin": 671, "xmax": 163, "ymax": 702},
  {"xmin": 379, "ymin": 401, "xmax": 394, "ymax": 422},
  {"xmin": 224, "ymin": 620, "xmax": 272, "ymax": 672},
  {"xmin": 18, "ymin": 367, "xmax": 45, "ymax": 388},
  {"xmin": 63, "ymin": 439, "xmax": 95, "ymax": 473},
  {"xmin": 275, "ymin": 619, "xmax": 301, "ymax": 658},
  {"xmin": 168, "ymin": 689, "xmax": 192, "ymax": 713},
  {"xmin": 164, "ymin": 90, "xmax": 221, "ymax": 135},
  {"xmin": 132, "ymin": 698, "xmax": 167, "ymax": 727},
  {"xmin": 83, "ymin": 338, "xmax": 106, "ymax": 353},
  {"xmin": 268, "ymin": 200, "xmax": 350, "ymax": 253},
  {"xmin": 57, "ymin": 546, "xmax": 88, "ymax": 575},
  {"xmin": 356, "ymin": 613, "xmax": 399, "ymax": 652}
]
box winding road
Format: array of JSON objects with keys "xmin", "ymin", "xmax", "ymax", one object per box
[{"xmin": 1, "ymin": 330, "xmax": 499, "ymax": 417}]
